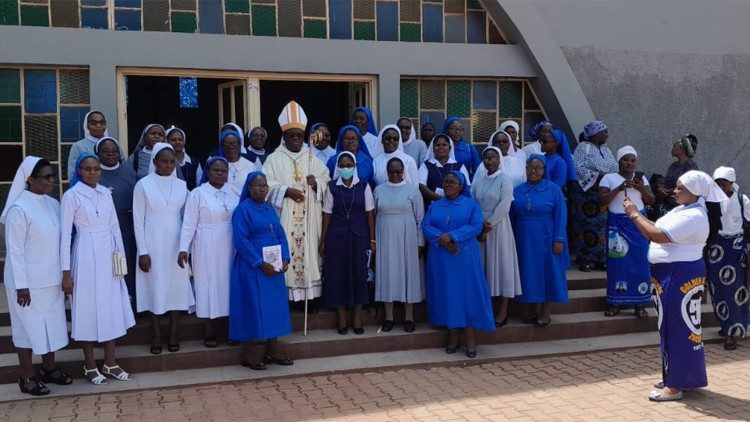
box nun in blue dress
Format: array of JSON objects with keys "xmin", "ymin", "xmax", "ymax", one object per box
[
  {"xmin": 326, "ymin": 125, "xmax": 374, "ymax": 186},
  {"xmin": 443, "ymin": 116, "xmax": 482, "ymax": 179},
  {"xmin": 511, "ymin": 154, "xmax": 570, "ymax": 327},
  {"xmin": 422, "ymin": 171, "xmax": 495, "ymax": 358},
  {"xmin": 229, "ymin": 172, "xmax": 294, "ymax": 370}
]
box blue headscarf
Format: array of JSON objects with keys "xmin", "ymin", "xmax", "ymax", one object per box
[
  {"xmin": 199, "ymin": 156, "xmax": 229, "ymax": 186},
  {"xmin": 69, "ymin": 153, "xmax": 99, "ymax": 188},
  {"xmin": 551, "ymin": 128, "xmax": 577, "ymax": 182},
  {"xmin": 218, "ymin": 129, "xmax": 242, "ymax": 158},
  {"xmin": 335, "ymin": 124, "xmax": 372, "ymax": 158},
  {"xmin": 239, "ymin": 171, "xmax": 266, "ymax": 203},
  {"xmin": 449, "ymin": 170, "xmax": 472, "ymax": 198},
  {"xmin": 529, "ymin": 120, "xmax": 552, "ymax": 141},
  {"xmin": 583, "ymin": 120, "xmax": 607, "ymax": 141},
  {"xmin": 442, "ymin": 115, "xmax": 462, "ymax": 136},
  {"xmin": 527, "ymin": 153, "xmax": 547, "ymax": 171},
  {"xmin": 352, "ymin": 106, "xmax": 377, "ymax": 136}
]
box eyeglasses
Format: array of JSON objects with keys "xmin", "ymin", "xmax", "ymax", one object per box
[
  {"xmin": 88, "ymin": 120, "xmax": 106, "ymax": 127},
  {"xmin": 34, "ymin": 173, "xmax": 57, "ymax": 181},
  {"xmin": 526, "ymin": 165, "xmax": 544, "ymax": 173},
  {"xmin": 443, "ymin": 180, "xmax": 460, "ymax": 186},
  {"xmin": 383, "ymin": 136, "xmax": 400, "ymax": 141}
]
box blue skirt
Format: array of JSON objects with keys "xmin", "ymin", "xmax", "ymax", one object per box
[
  {"xmin": 707, "ymin": 234, "xmax": 749, "ymax": 338},
  {"xmin": 606, "ymin": 212, "xmax": 651, "ymax": 306},
  {"xmin": 651, "ymin": 259, "xmax": 708, "ymax": 389}
]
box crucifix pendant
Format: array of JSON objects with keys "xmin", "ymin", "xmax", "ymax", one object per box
[
  {"xmin": 526, "ymin": 200, "xmax": 532, "ymax": 212},
  {"xmin": 446, "ymin": 214, "xmax": 452, "ymax": 225},
  {"xmin": 268, "ymin": 224, "xmax": 273, "ymax": 232}
]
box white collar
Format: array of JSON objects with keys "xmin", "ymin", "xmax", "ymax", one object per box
[
  {"xmin": 249, "ymin": 147, "xmax": 266, "ymax": 155},
  {"xmin": 101, "ymin": 163, "xmax": 120, "ymax": 170},
  {"xmin": 386, "ymin": 180, "xmax": 407, "ymax": 187},
  {"xmin": 428, "ymin": 157, "xmax": 457, "ymax": 167},
  {"xmin": 336, "ymin": 177, "xmax": 358, "ymax": 188}
]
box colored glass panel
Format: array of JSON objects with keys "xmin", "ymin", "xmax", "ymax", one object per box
[
  {"xmin": 303, "ymin": 19, "xmax": 326, "ymax": 38},
  {"xmin": 61, "ymin": 144, "xmax": 72, "ymax": 180},
  {"xmin": 81, "ymin": 7, "xmax": 108, "ymax": 29},
  {"xmin": 328, "ymin": 0, "xmax": 351, "ymax": 39},
  {"xmin": 444, "ymin": 0, "xmax": 464, "ymax": 14},
  {"xmin": 420, "ymin": 80, "xmax": 444, "ymax": 110},
  {"xmin": 115, "ymin": 0, "xmax": 142, "ymax": 7},
  {"xmin": 171, "ymin": 11, "xmax": 197, "ymax": 33},
  {"xmin": 225, "ymin": 13, "xmax": 250, "ymax": 35},
  {"xmin": 0, "ymin": 69, "xmax": 21, "ymax": 103},
  {"xmin": 467, "ymin": 0, "xmax": 482, "ymax": 10},
  {"xmin": 471, "ymin": 111, "xmax": 496, "ymax": 144},
  {"xmin": 447, "ymin": 81, "xmax": 470, "ymax": 118},
  {"xmin": 51, "ymin": 0, "xmax": 79, "ymax": 28},
  {"xmin": 376, "ymin": 1, "xmax": 397, "ymax": 41},
  {"xmin": 179, "ymin": 77, "xmax": 198, "ymax": 108},
  {"xmin": 472, "ymin": 80, "xmax": 496, "ymax": 110},
  {"xmin": 400, "ymin": 79, "xmax": 417, "ymax": 118},
  {"xmin": 524, "ymin": 82, "xmax": 540, "ymax": 110},
  {"xmin": 498, "ymin": 81, "xmax": 522, "ymax": 118},
  {"xmin": 198, "ymin": 0, "xmax": 224, "ymax": 34},
  {"xmin": 25, "ymin": 115, "xmax": 59, "ymax": 161},
  {"xmin": 82, "ymin": 0, "xmax": 106, "ymax": 5},
  {"xmin": 302, "ymin": 0, "xmax": 325, "ymax": 18},
  {"xmin": 444, "ymin": 14, "xmax": 465, "ymax": 43},
  {"xmin": 171, "ymin": 0, "xmax": 196, "ymax": 10},
  {"xmin": 0, "ymin": 0, "xmax": 19, "ymax": 25},
  {"xmin": 399, "ymin": 0, "xmax": 418, "ymax": 22},
  {"xmin": 0, "ymin": 145, "xmax": 23, "ymax": 180},
  {"xmin": 278, "ymin": 0, "xmax": 302, "ymax": 37},
  {"xmin": 419, "ymin": 112, "xmax": 445, "ymax": 132},
  {"xmin": 399, "ymin": 22, "xmax": 419, "ymax": 42},
  {"xmin": 59, "ymin": 69, "xmax": 90, "ymax": 105},
  {"xmin": 466, "ymin": 10, "xmax": 485, "ymax": 43},
  {"xmin": 251, "ymin": 5, "xmax": 276, "ymax": 36},
  {"xmin": 24, "ymin": 70, "xmax": 57, "ymax": 114},
  {"xmin": 20, "ymin": 5, "xmax": 48, "ymax": 26},
  {"xmin": 115, "ymin": 9, "xmax": 141, "ymax": 30},
  {"xmin": 143, "ymin": 0, "xmax": 170, "ymax": 31},
  {"xmin": 60, "ymin": 106, "xmax": 89, "ymax": 143},
  {"xmin": 0, "ymin": 106, "xmax": 22, "ymax": 142},
  {"xmin": 353, "ymin": 0, "xmax": 373, "ymax": 20},
  {"xmin": 422, "ymin": 3, "xmax": 442, "ymax": 43},
  {"xmin": 488, "ymin": 18, "xmax": 504, "ymax": 44},
  {"xmin": 225, "ymin": 0, "xmax": 249, "ymax": 13},
  {"xmin": 353, "ymin": 20, "xmax": 374, "ymax": 40}
]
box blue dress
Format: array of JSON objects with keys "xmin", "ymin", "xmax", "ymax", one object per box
[
  {"xmin": 452, "ymin": 139, "xmax": 481, "ymax": 179},
  {"xmin": 326, "ymin": 151, "xmax": 374, "ymax": 186},
  {"xmin": 422, "ymin": 195, "xmax": 495, "ymax": 331},
  {"xmin": 229, "ymin": 199, "xmax": 292, "ymax": 341},
  {"xmin": 511, "ymin": 179, "xmax": 570, "ymax": 304},
  {"xmin": 544, "ymin": 153, "xmax": 568, "ymax": 191}
]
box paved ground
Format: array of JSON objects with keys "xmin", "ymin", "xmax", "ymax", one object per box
[{"xmin": 2, "ymin": 343, "xmax": 749, "ymax": 421}]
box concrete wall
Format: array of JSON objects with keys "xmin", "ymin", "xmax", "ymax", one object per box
[{"xmin": 527, "ymin": 0, "xmax": 750, "ymax": 185}]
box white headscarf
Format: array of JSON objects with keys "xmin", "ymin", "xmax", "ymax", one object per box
[
  {"xmin": 148, "ymin": 142, "xmax": 177, "ymax": 176},
  {"xmin": 479, "ymin": 146, "xmax": 504, "ymax": 179},
  {"xmin": 488, "ymin": 130, "xmax": 523, "ymax": 157},
  {"xmin": 425, "ymin": 134, "xmax": 458, "ymax": 164},
  {"xmin": 1, "ymin": 156, "xmax": 43, "ymax": 224},
  {"xmin": 713, "ymin": 166, "xmax": 739, "ymax": 191},
  {"xmin": 399, "ymin": 117, "xmax": 418, "ymax": 146},
  {"xmin": 616, "ymin": 145, "xmax": 637, "ymax": 162},
  {"xmin": 332, "ymin": 151, "xmax": 360, "ymax": 186},
  {"xmin": 479, "ymin": 130, "xmax": 527, "ymax": 186},
  {"xmin": 498, "ymin": 120, "xmax": 520, "ymax": 144},
  {"xmin": 94, "ymin": 136, "xmax": 126, "ymax": 162},
  {"xmin": 223, "ymin": 122, "xmax": 248, "ymax": 155},
  {"xmin": 374, "ymin": 125, "xmax": 415, "ymax": 185},
  {"xmin": 83, "ymin": 110, "xmax": 108, "ymax": 143},
  {"xmin": 165, "ymin": 125, "xmax": 192, "ymax": 164},
  {"xmin": 678, "ymin": 170, "xmax": 730, "ymax": 212}
]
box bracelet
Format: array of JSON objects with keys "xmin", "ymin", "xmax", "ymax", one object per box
[
  {"xmin": 369, "ymin": 239, "xmax": 376, "ymax": 243},
  {"xmin": 629, "ymin": 213, "xmax": 640, "ymax": 219}
]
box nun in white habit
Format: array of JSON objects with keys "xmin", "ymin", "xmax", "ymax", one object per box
[
  {"xmin": 133, "ymin": 143, "xmax": 194, "ymax": 355},
  {"xmin": 474, "ymin": 130, "xmax": 527, "ymax": 187},
  {"xmin": 498, "ymin": 120, "xmax": 527, "ymax": 163},
  {"xmin": 178, "ymin": 156, "xmax": 239, "ymax": 347},
  {"xmin": 3, "ymin": 157, "xmax": 71, "ymax": 395},
  {"xmin": 61, "ymin": 153, "xmax": 135, "ymax": 384},
  {"xmin": 372, "ymin": 124, "xmax": 420, "ymax": 187}
]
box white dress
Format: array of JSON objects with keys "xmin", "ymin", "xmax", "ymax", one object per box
[
  {"xmin": 179, "ymin": 183, "xmax": 239, "ymax": 319},
  {"xmin": 61, "ymin": 183, "xmax": 135, "ymax": 342},
  {"xmin": 226, "ymin": 157, "xmax": 257, "ymax": 196},
  {"xmin": 4, "ymin": 191, "xmax": 69, "ymax": 354},
  {"xmin": 133, "ymin": 173, "xmax": 195, "ymax": 314},
  {"xmin": 372, "ymin": 152, "xmax": 420, "ymax": 187},
  {"xmin": 363, "ymin": 132, "xmax": 382, "ymax": 158}
]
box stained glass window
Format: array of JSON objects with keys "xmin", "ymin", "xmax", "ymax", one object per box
[{"xmin": 179, "ymin": 77, "xmax": 198, "ymax": 108}]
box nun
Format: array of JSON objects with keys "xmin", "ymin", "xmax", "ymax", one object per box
[
  {"xmin": 352, "ymin": 106, "xmax": 381, "ymax": 157},
  {"xmin": 3, "ymin": 157, "xmax": 70, "ymax": 395},
  {"xmin": 133, "ymin": 143, "xmax": 194, "ymax": 355},
  {"xmin": 245, "ymin": 126, "xmax": 269, "ymax": 165},
  {"xmin": 218, "ymin": 129, "xmax": 258, "ymax": 196},
  {"xmin": 178, "ymin": 157, "xmax": 239, "ymax": 348},
  {"xmin": 308, "ymin": 122, "xmax": 336, "ymax": 165},
  {"xmin": 67, "ymin": 110, "xmax": 108, "ymax": 180},
  {"xmin": 95, "ymin": 137, "xmax": 139, "ymax": 312},
  {"xmin": 61, "ymin": 153, "xmax": 135, "ymax": 384},
  {"xmin": 498, "ymin": 120, "xmax": 526, "ymax": 163},
  {"xmin": 229, "ymin": 172, "xmax": 293, "ymax": 370},
  {"xmin": 128, "ymin": 123, "xmax": 166, "ymax": 179},
  {"xmin": 417, "ymin": 134, "xmax": 470, "ymax": 209},
  {"xmin": 443, "ymin": 116, "xmax": 482, "ymax": 178},
  {"xmin": 325, "ymin": 125, "xmax": 374, "ymax": 185},
  {"xmin": 397, "ymin": 117, "xmax": 428, "ymax": 166},
  {"xmin": 372, "ymin": 124, "xmax": 419, "ymax": 187},
  {"xmin": 475, "ymin": 130, "xmax": 526, "ymax": 187},
  {"xmin": 166, "ymin": 126, "xmax": 202, "ymax": 191}
]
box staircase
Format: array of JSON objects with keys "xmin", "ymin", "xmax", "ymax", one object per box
[{"xmin": 0, "ymin": 270, "xmax": 718, "ymax": 387}]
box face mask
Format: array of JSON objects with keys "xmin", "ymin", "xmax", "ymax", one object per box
[{"xmin": 337, "ymin": 167, "xmax": 355, "ymax": 179}]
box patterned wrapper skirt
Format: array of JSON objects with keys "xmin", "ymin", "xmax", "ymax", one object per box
[
  {"xmin": 707, "ymin": 233, "xmax": 749, "ymax": 338},
  {"xmin": 571, "ymin": 182, "xmax": 608, "ymax": 264}
]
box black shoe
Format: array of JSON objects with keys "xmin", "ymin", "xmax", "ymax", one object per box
[
  {"xmin": 465, "ymin": 349, "xmax": 477, "ymax": 358},
  {"xmin": 634, "ymin": 306, "xmax": 649, "ymax": 320},
  {"xmin": 38, "ymin": 367, "xmax": 73, "ymax": 385},
  {"xmin": 353, "ymin": 327, "xmax": 364, "ymax": 335},
  {"xmin": 724, "ymin": 337, "xmax": 738, "ymax": 350},
  {"xmin": 18, "ymin": 377, "xmax": 50, "ymax": 396},
  {"xmin": 337, "ymin": 326, "xmax": 348, "ymax": 335},
  {"xmin": 381, "ymin": 320, "xmax": 394, "ymax": 332},
  {"xmin": 445, "ymin": 347, "xmax": 457, "ymax": 354},
  {"xmin": 495, "ymin": 317, "xmax": 509, "ymax": 328},
  {"xmin": 241, "ymin": 359, "xmax": 266, "ymax": 371},
  {"xmin": 522, "ymin": 315, "xmax": 538, "ymax": 325},
  {"xmin": 403, "ymin": 320, "xmax": 416, "ymax": 333},
  {"xmin": 535, "ymin": 318, "xmax": 551, "ymax": 328}
]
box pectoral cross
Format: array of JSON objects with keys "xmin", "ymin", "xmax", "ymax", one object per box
[
  {"xmin": 446, "ymin": 214, "xmax": 452, "ymax": 225},
  {"xmin": 268, "ymin": 224, "xmax": 274, "ymax": 232}
]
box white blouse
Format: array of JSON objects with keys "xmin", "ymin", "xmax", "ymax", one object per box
[
  {"xmin": 719, "ymin": 192, "xmax": 750, "ymax": 236},
  {"xmin": 648, "ymin": 202, "xmax": 709, "ymax": 264},
  {"xmin": 600, "ymin": 173, "xmax": 650, "ymax": 214}
]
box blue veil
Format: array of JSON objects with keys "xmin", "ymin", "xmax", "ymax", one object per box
[
  {"xmin": 199, "ymin": 156, "xmax": 229, "ymax": 186},
  {"xmin": 239, "ymin": 171, "xmax": 266, "ymax": 202},
  {"xmin": 326, "ymin": 125, "xmax": 374, "ymax": 184},
  {"xmin": 450, "ymin": 170, "xmax": 472, "ymax": 198},
  {"xmin": 352, "ymin": 106, "xmax": 377, "ymax": 136},
  {"xmin": 69, "ymin": 153, "xmax": 99, "ymax": 187},
  {"xmin": 218, "ymin": 129, "xmax": 242, "ymax": 158}
]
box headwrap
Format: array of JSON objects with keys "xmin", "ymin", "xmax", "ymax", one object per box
[
  {"xmin": 335, "ymin": 124, "xmax": 372, "ymax": 159},
  {"xmin": 94, "ymin": 136, "xmax": 126, "ymax": 162},
  {"xmin": 398, "ymin": 117, "xmax": 418, "ymax": 146},
  {"xmin": 69, "ymin": 153, "xmax": 98, "ymax": 188},
  {"xmin": 199, "ymin": 156, "xmax": 229, "ymax": 186},
  {"xmin": 332, "ymin": 151, "xmax": 360, "ymax": 185},
  {"xmin": 616, "ymin": 145, "xmax": 637, "ymax": 162},
  {"xmin": 425, "ymin": 134, "xmax": 457, "ymax": 163},
  {"xmin": 352, "ymin": 106, "xmax": 377, "ymax": 136},
  {"xmin": 278, "ymin": 100, "xmax": 308, "ymax": 132},
  {"xmin": 218, "ymin": 129, "xmax": 242, "ymax": 158},
  {"xmin": 498, "ymin": 120, "xmax": 520, "ymax": 142},
  {"xmin": 239, "ymin": 171, "xmax": 266, "ymax": 203},
  {"xmin": 442, "ymin": 115, "xmax": 463, "ymax": 137},
  {"xmin": 678, "ymin": 170, "xmax": 730, "ymax": 212},
  {"xmin": 448, "ymin": 170, "xmax": 471, "ymax": 198},
  {"xmin": 583, "ymin": 120, "xmax": 607, "ymax": 141},
  {"xmin": 676, "ymin": 134, "xmax": 698, "ymax": 158},
  {"xmin": 1, "ymin": 156, "xmax": 43, "ymax": 223},
  {"xmin": 148, "ymin": 142, "xmax": 176, "ymax": 176},
  {"xmin": 713, "ymin": 166, "xmax": 738, "ymax": 191},
  {"xmin": 527, "ymin": 153, "xmax": 547, "ymax": 166},
  {"xmin": 223, "ymin": 122, "xmax": 248, "ymax": 155},
  {"xmin": 528, "ymin": 120, "xmax": 552, "ymax": 141},
  {"xmin": 83, "ymin": 110, "xmax": 108, "ymax": 142}
]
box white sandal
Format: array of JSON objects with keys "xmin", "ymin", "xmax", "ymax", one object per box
[
  {"xmin": 83, "ymin": 365, "xmax": 108, "ymax": 385},
  {"xmin": 101, "ymin": 363, "xmax": 131, "ymax": 381}
]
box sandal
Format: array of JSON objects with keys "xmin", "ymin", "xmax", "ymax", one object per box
[
  {"xmin": 724, "ymin": 337, "xmax": 738, "ymax": 351},
  {"xmin": 240, "ymin": 359, "xmax": 266, "ymax": 371},
  {"xmin": 167, "ymin": 334, "xmax": 180, "ymax": 353},
  {"xmin": 101, "ymin": 363, "xmax": 130, "ymax": 381},
  {"xmin": 604, "ymin": 306, "xmax": 621, "ymax": 317},
  {"xmin": 634, "ymin": 306, "xmax": 649, "ymax": 320},
  {"xmin": 18, "ymin": 376, "xmax": 50, "ymax": 396},
  {"xmin": 648, "ymin": 389, "xmax": 683, "ymax": 402},
  {"xmin": 535, "ymin": 318, "xmax": 551, "ymax": 328},
  {"xmin": 204, "ymin": 336, "xmax": 218, "ymax": 348},
  {"xmin": 83, "ymin": 365, "xmax": 108, "ymax": 385},
  {"xmin": 150, "ymin": 336, "xmax": 162, "ymax": 355},
  {"xmin": 38, "ymin": 366, "xmax": 73, "ymax": 385},
  {"xmin": 264, "ymin": 354, "xmax": 294, "ymax": 366}
]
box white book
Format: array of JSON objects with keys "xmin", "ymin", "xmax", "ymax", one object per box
[{"xmin": 262, "ymin": 244, "xmax": 283, "ymax": 271}]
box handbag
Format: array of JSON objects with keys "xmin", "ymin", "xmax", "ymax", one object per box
[{"xmin": 111, "ymin": 231, "xmax": 128, "ymax": 277}]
